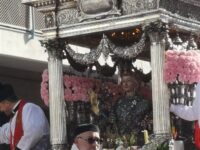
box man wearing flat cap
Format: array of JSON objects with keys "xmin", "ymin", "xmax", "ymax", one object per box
[
  {"xmin": 72, "ymin": 123, "xmax": 102, "ymax": 150},
  {"xmin": 0, "ymin": 83, "xmax": 50, "ymax": 150}
]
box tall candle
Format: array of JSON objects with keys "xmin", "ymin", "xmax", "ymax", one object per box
[{"xmin": 143, "ymin": 130, "xmax": 149, "ymax": 144}]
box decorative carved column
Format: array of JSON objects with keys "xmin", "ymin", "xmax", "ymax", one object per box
[
  {"xmin": 147, "ymin": 22, "xmax": 171, "ymax": 135},
  {"xmin": 141, "ymin": 22, "xmax": 171, "ymax": 149},
  {"xmin": 147, "ymin": 22, "xmax": 170, "ymax": 136},
  {"xmin": 42, "ymin": 40, "xmax": 67, "ymax": 150}
]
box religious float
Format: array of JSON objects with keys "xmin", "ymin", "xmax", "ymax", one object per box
[{"xmin": 22, "ymin": 0, "xmax": 200, "ymax": 149}]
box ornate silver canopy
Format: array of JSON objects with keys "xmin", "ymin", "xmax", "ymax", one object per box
[{"xmin": 22, "ymin": 0, "xmax": 200, "ymax": 150}]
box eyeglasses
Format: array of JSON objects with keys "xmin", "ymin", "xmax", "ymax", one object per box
[{"xmin": 77, "ymin": 136, "xmax": 103, "ymax": 145}]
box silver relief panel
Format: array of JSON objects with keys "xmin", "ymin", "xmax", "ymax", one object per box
[
  {"xmin": 122, "ymin": 0, "xmax": 157, "ymax": 15},
  {"xmin": 57, "ymin": 9, "xmax": 79, "ymax": 26},
  {"xmin": 160, "ymin": 0, "xmax": 200, "ymax": 21},
  {"xmin": 75, "ymin": 0, "xmax": 121, "ymax": 22}
]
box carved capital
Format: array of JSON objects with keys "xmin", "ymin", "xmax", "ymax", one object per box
[
  {"xmin": 41, "ymin": 39, "xmax": 66, "ymax": 59},
  {"xmin": 145, "ymin": 21, "xmax": 168, "ymax": 44}
]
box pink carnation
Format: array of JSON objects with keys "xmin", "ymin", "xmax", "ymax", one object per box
[
  {"xmin": 40, "ymin": 70, "xmax": 129, "ymax": 106},
  {"xmin": 164, "ymin": 50, "xmax": 200, "ymax": 84}
]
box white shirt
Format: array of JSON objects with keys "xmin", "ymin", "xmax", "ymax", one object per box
[
  {"xmin": 170, "ymin": 82, "xmax": 200, "ymax": 126},
  {"xmin": 0, "ymin": 102, "xmax": 50, "ymax": 150},
  {"xmin": 71, "ymin": 143, "xmax": 79, "ymax": 150}
]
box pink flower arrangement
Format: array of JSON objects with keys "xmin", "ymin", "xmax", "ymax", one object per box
[
  {"xmin": 40, "ymin": 69, "xmax": 122, "ymax": 106},
  {"xmin": 164, "ymin": 50, "xmax": 200, "ymax": 84},
  {"xmin": 63, "ymin": 75, "xmax": 99, "ymax": 102},
  {"xmin": 40, "ymin": 69, "xmax": 49, "ymax": 106}
]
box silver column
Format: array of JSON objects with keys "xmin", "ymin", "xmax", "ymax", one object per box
[
  {"xmin": 48, "ymin": 49, "xmax": 67, "ymax": 150},
  {"xmin": 149, "ymin": 31, "xmax": 170, "ymax": 135}
]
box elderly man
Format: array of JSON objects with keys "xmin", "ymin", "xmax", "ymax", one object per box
[
  {"xmin": 0, "ymin": 83, "xmax": 50, "ymax": 150},
  {"xmin": 72, "ymin": 124, "xmax": 102, "ymax": 150}
]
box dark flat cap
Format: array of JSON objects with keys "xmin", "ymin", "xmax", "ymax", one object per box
[
  {"xmin": 0, "ymin": 83, "xmax": 16, "ymax": 102},
  {"xmin": 74, "ymin": 124, "xmax": 100, "ymax": 138}
]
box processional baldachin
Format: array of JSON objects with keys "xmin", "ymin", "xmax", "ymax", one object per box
[{"xmin": 22, "ymin": 0, "xmax": 200, "ymax": 149}]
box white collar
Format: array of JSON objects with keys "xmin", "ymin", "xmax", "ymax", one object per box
[{"xmin": 12, "ymin": 100, "xmax": 21, "ymax": 114}]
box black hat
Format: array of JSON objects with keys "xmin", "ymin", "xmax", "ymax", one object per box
[
  {"xmin": 0, "ymin": 83, "xmax": 16, "ymax": 102},
  {"xmin": 74, "ymin": 124, "xmax": 100, "ymax": 138}
]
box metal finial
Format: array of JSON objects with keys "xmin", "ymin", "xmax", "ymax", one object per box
[
  {"xmin": 173, "ymin": 33, "xmax": 183, "ymax": 45},
  {"xmin": 165, "ymin": 33, "xmax": 173, "ymax": 49},
  {"xmin": 187, "ymin": 35, "xmax": 197, "ymax": 50}
]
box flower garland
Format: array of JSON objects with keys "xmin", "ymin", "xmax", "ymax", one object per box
[
  {"xmin": 40, "ymin": 69, "xmax": 122, "ymax": 106},
  {"xmin": 164, "ymin": 50, "xmax": 200, "ymax": 84}
]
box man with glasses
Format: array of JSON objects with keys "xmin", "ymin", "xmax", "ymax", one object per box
[{"xmin": 72, "ymin": 124, "xmax": 102, "ymax": 150}]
